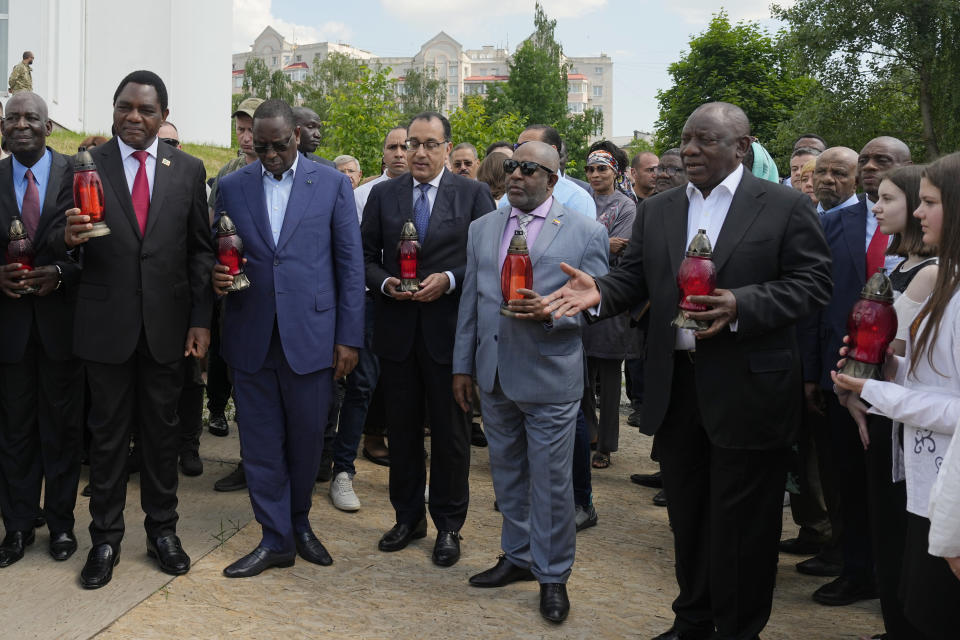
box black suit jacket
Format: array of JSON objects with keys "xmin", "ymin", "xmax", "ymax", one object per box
[
  {"xmin": 52, "ymin": 137, "xmax": 215, "ymax": 365},
  {"xmin": 0, "ymin": 149, "xmax": 81, "ymax": 363},
  {"xmin": 361, "ymin": 169, "xmax": 496, "ymax": 364},
  {"xmin": 597, "ymin": 170, "xmax": 832, "ymax": 449}
]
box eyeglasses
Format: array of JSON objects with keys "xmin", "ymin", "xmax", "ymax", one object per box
[
  {"xmin": 655, "ymin": 165, "xmax": 684, "ymax": 175},
  {"xmin": 512, "ymin": 141, "xmax": 529, "ymax": 151},
  {"xmin": 253, "ymin": 133, "xmax": 294, "ymax": 155},
  {"xmin": 159, "ymin": 137, "xmax": 179, "ymax": 148},
  {"xmin": 405, "ymin": 139, "xmax": 447, "ymax": 151},
  {"xmin": 503, "ymin": 159, "xmax": 553, "ymax": 176}
]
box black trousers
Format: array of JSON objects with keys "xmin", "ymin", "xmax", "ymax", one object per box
[
  {"xmin": 826, "ymin": 391, "xmax": 874, "ymax": 581},
  {"xmin": 582, "ymin": 357, "xmax": 623, "ymax": 454},
  {"xmin": 0, "ymin": 330, "xmax": 83, "ymax": 533},
  {"xmin": 379, "ymin": 328, "xmax": 469, "ymax": 531},
  {"xmin": 206, "ymin": 299, "xmax": 231, "ymax": 416},
  {"xmin": 864, "ymin": 416, "xmax": 920, "ymax": 639},
  {"xmin": 656, "ymin": 354, "xmax": 789, "ymax": 640},
  {"xmin": 787, "ymin": 398, "xmax": 837, "ymax": 546},
  {"xmin": 85, "ymin": 334, "xmax": 184, "ymax": 549},
  {"xmin": 902, "ymin": 513, "xmax": 960, "ymax": 640},
  {"xmin": 179, "ymin": 356, "xmax": 205, "ymax": 455}
]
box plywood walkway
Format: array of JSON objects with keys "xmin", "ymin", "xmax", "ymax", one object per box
[{"xmin": 1, "ymin": 412, "xmax": 882, "ymax": 639}]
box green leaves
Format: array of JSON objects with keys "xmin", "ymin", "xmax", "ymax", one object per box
[{"xmin": 448, "ymin": 97, "xmax": 525, "ymax": 161}]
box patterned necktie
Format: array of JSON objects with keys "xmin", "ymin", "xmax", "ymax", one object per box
[
  {"xmin": 21, "ymin": 168, "xmax": 41, "ymax": 240},
  {"xmin": 517, "ymin": 212, "xmax": 533, "ymax": 238},
  {"xmin": 131, "ymin": 150, "xmax": 151, "ymax": 235},
  {"xmin": 413, "ymin": 183, "xmax": 431, "ymax": 243}
]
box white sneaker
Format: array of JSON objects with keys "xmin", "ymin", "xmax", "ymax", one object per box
[{"xmin": 329, "ymin": 471, "xmax": 361, "ymax": 512}]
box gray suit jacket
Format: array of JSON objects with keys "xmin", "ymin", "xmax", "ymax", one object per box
[{"xmin": 453, "ymin": 198, "xmax": 609, "ymax": 404}]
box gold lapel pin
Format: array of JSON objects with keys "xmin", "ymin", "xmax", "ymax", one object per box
[{"xmin": 161, "ymin": 158, "xmax": 171, "ymax": 167}]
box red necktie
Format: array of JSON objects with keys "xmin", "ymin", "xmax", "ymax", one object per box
[
  {"xmin": 865, "ymin": 226, "xmax": 889, "ymax": 279},
  {"xmin": 21, "ymin": 168, "xmax": 41, "ymax": 240},
  {"xmin": 131, "ymin": 150, "xmax": 150, "ymax": 235}
]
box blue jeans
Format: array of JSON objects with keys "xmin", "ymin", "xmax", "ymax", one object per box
[
  {"xmin": 572, "ymin": 406, "xmax": 592, "ymax": 507},
  {"xmin": 332, "ymin": 296, "xmax": 379, "ymax": 476}
]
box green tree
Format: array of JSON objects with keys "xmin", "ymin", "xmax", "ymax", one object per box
[
  {"xmin": 241, "ymin": 58, "xmax": 271, "ymax": 98},
  {"xmin": 399, "ymin": 67, "xmax": 446, "ymax": 119},
  {"xmin": 269, "ymin": 70, "xmax": 296, "ymax": 105},
  {"xmin": 316, "ymin": 63, "xmax": 402, "ymax": 177},
  {"xmin": 448, "ymin": 96, "xmax": 525, "ymax": 160},
  {"xmin": 654, "ymin": 11, "xmax": 811, "ymax": 152},
  {"xmin": 773, "ymin": 0, "xmax": 960, "ymax": 159},
  {"xmin": 557, "ymin": 110, "xmax": 604, "ymax": 178}
]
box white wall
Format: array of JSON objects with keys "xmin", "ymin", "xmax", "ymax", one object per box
[{"xmin": 6, "ymin": 0, "xmax": 232, "ymax": 146}]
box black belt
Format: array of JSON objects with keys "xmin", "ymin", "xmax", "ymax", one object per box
[{"xmin": 674, "ymin": 350, "xmax": 696, "ymax": 364}]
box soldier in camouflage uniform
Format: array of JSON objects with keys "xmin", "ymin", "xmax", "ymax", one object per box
[{"xmin": 8, "ymin": 52, "xmax": 34, "ymax": 94}]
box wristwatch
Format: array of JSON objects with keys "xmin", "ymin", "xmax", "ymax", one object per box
[{"xmin": 53, "ymin": 264, "xmax": 63, "ymax": 291}]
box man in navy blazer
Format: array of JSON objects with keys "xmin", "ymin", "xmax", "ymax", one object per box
[
  {"xmin": 798, "ymin": 138, "xmax": 912, "ymax": 613},
  {"xmin": 361, "ymin": 111, "xmax": 496, "ymax": 567},
  {"xmin": 213, "ymin": 99, "xmax": 365, "ymax": 578}
]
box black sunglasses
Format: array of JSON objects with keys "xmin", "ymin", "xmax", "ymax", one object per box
[
  {"xmin": 253, "ymin": 133, "xmax": 294, "ymax": 155},
  {"xmin": 159, "ymin": 137, "xmax": 179, "ymax": 148},
  {"xmin": 503, "ymin": 158, "xmax": 553, "ymax": 176}
]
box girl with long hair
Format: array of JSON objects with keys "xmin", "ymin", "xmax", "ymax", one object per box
[{"xmin": 833, "ymin": 152, "xmax": 960, "ymax": 639}]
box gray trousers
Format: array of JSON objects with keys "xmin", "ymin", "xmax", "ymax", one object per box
[{"xmin": 480, "ymin": 380, "xmax": 578, "ymax": 583}]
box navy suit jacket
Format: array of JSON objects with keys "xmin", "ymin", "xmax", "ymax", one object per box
[
  {"xmin": 215, "ymin": 153, "xmax": 365, "ymax": 375},
  {"xmin": 798, "ymin": 198, "xmax": 869, "ymax": 389}
]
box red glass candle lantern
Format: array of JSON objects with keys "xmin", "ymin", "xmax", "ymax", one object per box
[
  {"xmin": 215, "ymin": 214, "xmax": 251, "ymax": 293},
  {"xmin": 5, "ymin": 218, "xmax": 38, "ymax": 294},
  {"xmin": 72, "ymin": 147, "xmax": 111, "ymax": 238},
  {"xmin": 396, "ymin": 219, "xmax": 421, "ymax": 293},
  {"xmin": 840, "ymin": 268, "xmax": 898, "ymax": 379},
  {"xmin": 671, "ymin": 228, "xmax": 717, "ymax": 331},
  {"xmin": 500, "ymin": 229, "xmax": 533, "ymax": 317}
]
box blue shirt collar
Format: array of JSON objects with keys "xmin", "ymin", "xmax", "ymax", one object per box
[
  {"xmin": 11, "ymin": 147, "xmax": 52, "ymax": 184},
  {"xmin": 261, "ymin": 152, "xmax": 299, "ymax": 181}
]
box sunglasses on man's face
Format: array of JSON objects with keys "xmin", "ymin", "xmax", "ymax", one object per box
[
  {"xmin": 253, "ymin": 134, "xmax": 294, "ymax": 155},
  {"xmin": 159, "ymin": 137, "xmax": 179, "ymax": 148},
  {"xmin": 503, "ymin": 159, "xmax": 553, "ymax": 176}
]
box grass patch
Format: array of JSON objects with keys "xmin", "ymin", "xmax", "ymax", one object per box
[{"xmin": 47, "ymin": 129, "xmax": 238, "ymax": 178}]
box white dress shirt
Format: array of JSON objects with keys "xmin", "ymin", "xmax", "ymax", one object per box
[
  {"xmin": 861, "ymin": 291, "xmax": 960, "ymax": 518},
  {"xmin": 117, "ymin": 136, "xmax": 159, "ymax": 197},
  {"xmin": 354, "ymin": 171, "xmax": 390, "ymax": 223},
  {"xmin": 675, "ymin": 164, "xmax": 744, "ymax": 350}
]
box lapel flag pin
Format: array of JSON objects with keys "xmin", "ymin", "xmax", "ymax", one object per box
[
  {"xmin": 306, "ymin": 179, "xmax": 313, "ymax": 184},
  {"xmin": 552, "ymin": 218, "xmax": 562, "ymax": 225},
  {"xmin": 161, "ymin": 158, "xmax": 171, "ymax": 166}
]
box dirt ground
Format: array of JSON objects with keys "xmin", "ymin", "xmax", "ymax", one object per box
[{"xmin": 82, "ymin": 409, "xmax": 883, "ymax": 640}]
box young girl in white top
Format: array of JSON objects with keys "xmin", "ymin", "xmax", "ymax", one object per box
[{"xmin": 834, "ymin": 152, "xmax": 960, "ymax": 639}]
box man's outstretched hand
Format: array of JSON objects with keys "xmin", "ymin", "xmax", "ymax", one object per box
[{"xmin": 542, "ymin": 263, "xmax": 601, "ymax": 318}]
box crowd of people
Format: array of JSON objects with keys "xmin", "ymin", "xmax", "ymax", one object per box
[{"xmin": 0, "ymin": 59, "xmax": 959, "ymax": 638}]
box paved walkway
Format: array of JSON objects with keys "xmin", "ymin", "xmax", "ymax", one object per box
[{"xmin": 1, "ymin": 412, "xmax": 882, "ymax": 639}]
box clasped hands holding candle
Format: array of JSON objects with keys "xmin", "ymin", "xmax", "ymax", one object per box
[{"xmin": 542, "ymin": 262, "xmax": 738, "ymax": 339}]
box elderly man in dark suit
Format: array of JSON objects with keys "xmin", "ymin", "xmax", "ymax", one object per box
[
  {"xmin": 0, "ymin": 91, "xmax": 82, "ymax": 567},
  {"xmin": 546, "ymin": 102, "xmax": 832, "ymax": 640},
  {"xmin": 361, "ymin": 111, "xmax": 495, "ymax": 567},
  {"xmin": 58, "ymin": 70, "xmax": 215, "ymax": 589}
]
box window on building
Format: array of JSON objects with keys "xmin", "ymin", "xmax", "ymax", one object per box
[
  {"xmin": 593, "ymin": 86, "xmax": 602, "ymax": 97},
  {"xmin": 272, "ymin": 56, "xmax": 278, "ymax": 65},
  {"xmin": 448, "ymin": 63, "xmax": 457, "ymax": 78},
  {"xmin": 296, "ymin": 55, "xmax": 302, "ymax": 62},
  {"xmin": 283, "ymin": 56, "xmax": 290, "ymax": 65},
  {"xmin": 449, "ymin": 85, "xmax": 458, "ymax": 97},
  {"xmin": 491, "ymin": 68, "xmax": 498, "ymax": 75},
  {"xmin": 234, "ymin": 77, "xmax": 243, "ymax": 88},
  {"xmin": 595, "ymin": 66, "xmax": 603, "ymax": 74},
  {"xmin": 594, "ymin": 104, "xmax": 603, "ymax": 113}
]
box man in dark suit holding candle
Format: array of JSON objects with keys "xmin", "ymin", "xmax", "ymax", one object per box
[{"xmin": 58, "ymin": 70, "xmax": 215, "ymax": 589}]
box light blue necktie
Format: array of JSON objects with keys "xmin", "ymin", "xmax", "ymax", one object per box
[{"xmin": 414, "ymin": 183, "xmax": 431, "ymax": 243}]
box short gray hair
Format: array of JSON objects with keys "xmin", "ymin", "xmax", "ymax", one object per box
[{"xmin": 334, "ymin": 154, "xmax": 360, "ymax": 169}]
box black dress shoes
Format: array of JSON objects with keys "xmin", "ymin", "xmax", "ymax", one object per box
[
  {"xmin": 471, "ymin": 422, "xmax": 488, "ymax": 447},
  {"xmin": 779, "ymin": 536, "xmax": 822, "ymax": 555},
  {"xmin": 796, "ymin": 554, "xmax": 842, "ymax": 577},
  {"xmin": 80, "ymin": 544, "xmax": 119, "ymax": 589},
  {"xmin": 812, "ymin": 575, "xmax": 878, "ymax": 606},
  {"xmin": 539, "ymin": 583, "xmax": 569, "ymax": 623},
  {"xmin": 295, "ymin": 530, "xmax": 333, "ymax": 566},
  {"xmin": 214, "ymin": 463, "xmax": 247, "ymax": 492},
  {"xmin": 0, "ymin": 530, "xmax": 35, "ymax": 567},
  {"xmin": 146, "ymin": 535, "xmax": 191, "ymax": 575},
  {"xmin": 207, "ymin": 412, "xmax": 230, "ymax": 437},
  {"xmin": 223, "ymin": 546, "xmax": 296, "ymax": 578},
  {"xmin": 49, "ymin": 531, "xmax": 78, "ymax": 561},
  {"xmin": 378, "ymin": 517, "xmax": 427, "ymax": 552},
  {"xmin": 362, "ymin": 446, "xmax": 390, "ymax": 467},
  {"xmin": 469, "ymin": 555, "xmax": 535, "ymax": 587},
  {"xmin": 630, "ymin": 471, "xmax": 663, "ymax": 488},
  {"xmin": 431, "ymin": 530, "xmax": 462, "ymax": 567},
  {"xmin": 652, "ymin": 489, "xmax": 668, "ymax": 507}
]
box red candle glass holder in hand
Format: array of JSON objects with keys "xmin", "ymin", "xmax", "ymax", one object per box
[
  {"xmin": 500, "ymin": 229, "xmax": 533, "ymax": 317},
  {"xmin": 840, "ymin": 268, "xmax": 898, "ymax": 380},
  {"xmin": 672, "ymin": 228, "xmax": 717, "ymax": 331},
  {"xmin": 215, "ymin": 214, "xmax": 251, "ymax": 293},
  {"xmin": 5, "ymin": 218, "xmax": 38, "ymax": 294},
  {"xmin": 73, "ymin": 147, "xmax": 111, "ymax": 239},
  {"xmin": 396, "ymin": 219, "xmax": 421, "ymax": 293}
]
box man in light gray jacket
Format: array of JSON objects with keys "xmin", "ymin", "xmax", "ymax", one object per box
[{"xmin": 452, "ymin": 141, "xmax": 608, "ymax": 624}]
